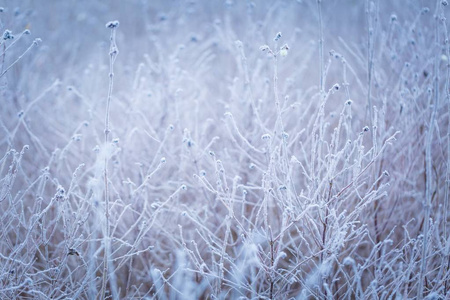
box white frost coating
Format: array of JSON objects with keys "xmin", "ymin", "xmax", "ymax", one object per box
[
  {"xmin": 343, "ymin": 257, "xmax": 355, "ymax": 266},
  {"xmin": 0, "ymin": 1, "xmax": 447, "ymax": 298}
]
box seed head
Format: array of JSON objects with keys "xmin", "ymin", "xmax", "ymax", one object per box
[{"xmin": 105, "ymin": 20, "xmax": 120, "ymax": 29}]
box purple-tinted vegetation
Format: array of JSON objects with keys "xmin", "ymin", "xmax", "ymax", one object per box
[{"xmin": 0, "ymin": 1, "xmax": 449, "ymax": 299}]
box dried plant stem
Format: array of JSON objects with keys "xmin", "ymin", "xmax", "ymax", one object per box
[
  {"xmin": 417, "ymin": 5, "xmax": 439, "ymax": 299},
  {"xmin": 101, "ymin": 21, "xmax": 119, "ymax": 300}
]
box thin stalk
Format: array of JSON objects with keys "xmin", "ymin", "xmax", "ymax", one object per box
[
  {"xmin": 269, "ymin": 226, "xmax": 274, "ymax": 300},
  {"xmin": 417, "ymin": 5, "xmax": 439, "ymax": 299},
  {"xmin": 0, "ymin": 38, "xmax": 40, "ymax": 78},
  {"xmin": 443, "ymin": 13, "xmax": 450, "ymax": 297},
  {"xmin": 101, "ymin": 20, "xmax": 119, "ymax": 300},
  {"xmin": 439, "ymin": 4, "xmax": 450, "ymax": 295},
  {"xmin": 366, "ymin": 0, "xmax": 374, "ymax": 127},
  {"xmin": 317, "ymin": 0, "xmax": 324, "ymax": 96}
]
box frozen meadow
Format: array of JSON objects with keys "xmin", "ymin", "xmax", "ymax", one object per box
[{"xmin": 0, "ymin": 0, "xmax": 449, "ymax": 299}]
